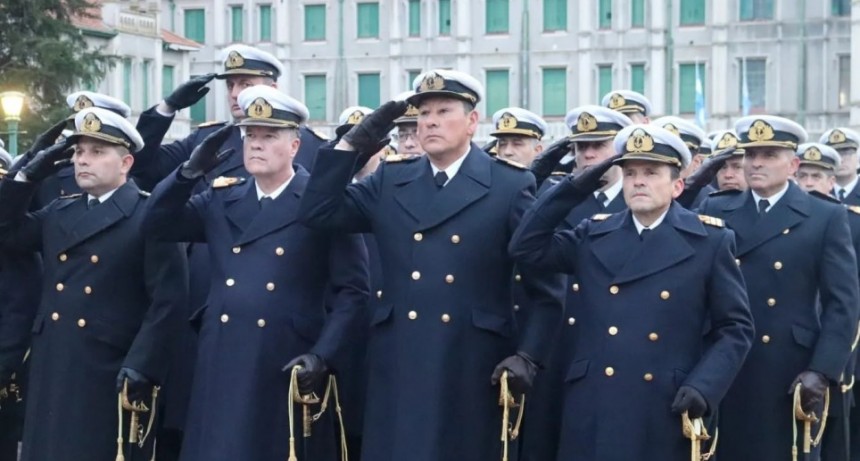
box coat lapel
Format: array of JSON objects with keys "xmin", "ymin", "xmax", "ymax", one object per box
[
  {"xmin": 223, "ymin": 179, "xmax": 258, "ymax": 238},
  {"xmin": 392, "ymin": 158, "xmax": 434, "ymax": 223},
  {"xmin": 415, "ymin": 146, "xmax": 491, "ymax": 231},
  {"xmin": 56, "ymin": 182, "xmax": 140, "ymax": 252},
  {"xmin": 234, "ymin": 170, "xmax": 306, "ymax": 246},
  {"xmin": 735, "ymin": 183, "xmax": 808, "ymax": 256},
  {"xmin": 587, "ymin": 212, "xmax": 635, "ymax": 276}
]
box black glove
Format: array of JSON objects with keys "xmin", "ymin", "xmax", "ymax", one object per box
[
  {"xmin": 116, "ymin": 367, "xmax": 153, "ymax": 403},
  {"xmin": 567, "ymin": 152, "xmax": 623, "ymax": 195},
  {"xmin": 684, "ymin": 149, "xmax": 735, "ymax": 190},
  {"xmin": 283, "ymin": 353, "xmax": 329, "ymax": 395},
  {"xmin": 342, "ymin": 100, "xmax": 408, "ymax": 154},
  {"xmin": 789, "ymin": 370, "xmax": 829, "ymax": 413},
  {"xmin": 180, "ymin": 124, "xmax": 235, "ymax": 179},
  {"xmin": 490, "ymin": 352, "xmax": 539, "ymax": 395},
  {"xmin": 20, "ymin": 139, "xmax": 74, "ymax": 182},
  {"xmin": 9, "ymin": 120, "xmax": 69, "ymax": 176},
  {"xmin": 671, "ymin": 385, "xmax": 708, "ymax": 418},
  {"xmin": 165, "ymin": 73, "xmax": 216, "ymax": 111},
  {"xmin": 530, "ymin": 137, "xmax": 573, "ymax": 186}
]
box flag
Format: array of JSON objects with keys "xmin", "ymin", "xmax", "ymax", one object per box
[
  {"xmin": 694, "ymin": 62, "xmax": 707, "ymax": 128},
  {"xmin": 741, "ymin": 57, "xmax": 751, "ymax": 116}
]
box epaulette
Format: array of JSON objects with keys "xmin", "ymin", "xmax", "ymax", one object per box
[
  {"xmin": 591, "ymin": 213, "xmax": 611, "ymax": 221},
  {"xmin": 308, "ymin": 127, "xmax": 330, "ymax": 141},
  {"xmin": 380, "ymin": 145, "xmax": 397, "ymax": 158},
  {"xmin": 383, "ymin": 154, "xmax": 420, "ymax": 164},
  {"xmin": 494, "ymin": 156, "xmax": 527, "ymax": 170},
  {"xmin": 59, "ymin": 193, "xmax": 82, "ymax": 200},
  {"xmin": 709, "ymin": 188, "xmax": 743, "ymax": 197},
  {"xmin": 0, "ymin": 168, "xmax": 7, "ymax": 179},
  {"xmin": 848, "ymin": 205, "xmax": 860, "ymax": 215},
  {"xmin": 808, "ymin": 190, "xmax": 841, "ymax": 204},
  {"xmin": 197, "ymin": 120, "xmax": 227, "ymax": 129},
  {"xmin": 212, "ymin": 176, "xmax": 246, "ymax": 188},
  {"xmin": 699, "ymin": 214, "xmax": 725, "ymax": 228},
  {"xmin": 138, "ymin": 190, "xmax": 151, "ymax": 197},
  {"xmin": 550, "ymin": 171, "xmax": 568, "ymax": 176}
]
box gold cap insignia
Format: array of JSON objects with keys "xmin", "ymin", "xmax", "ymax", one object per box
[
  {"xmin": 576, "ymin": 112, "xmax": 598, "ymax": 132},
  {"xmin": 403, "ymin": 104, "xmax": 419, "ymax": 118},
  {"xmin": 346, "ymin": 110, "xmax": 365, "ymax": 125},
  {"xmin": 748, "ymin": 120, "xmax": 775, "ymax": 142},
  {"xmin": 626, "ymin": 128, "xmax": 655, "ymax": 153},
  {"xmin": 248, "ymin": 98, "xmax": 273, "ymax": 119},
  {"xmin": 499, "ymin": 113, "xmax": 518, "ymax": 130},
  {"xmin": 663, "ymin": 123, "xmax": 680, "ymax": 137},
  {"xmin": 803, "ymin": 146, "xmax": 822, "ymax": 162},
  {"xmin": 717, "ymin": 133, "xmax": 738, "ymax": 150},
  {"xmin": 608, "ymin": 93, "xmax": 626, "ymax": 110},
  {"xmin": 829, "ymin": 129, "xmax": 847, "ymax": 145},
  {"xmin": 73, "ymin": 95, "xmax": 94, "ymax": 112},
  {"xmin": 82, "ymin": 113, "xmax": 102, "ymax": 133},
  {"xmin": 418, "ymin": 73, "xmax": 445, "ymax": 92},
  {"xmin": 226, "ymin": 51, "xmax": 245, "ymax": 69}
]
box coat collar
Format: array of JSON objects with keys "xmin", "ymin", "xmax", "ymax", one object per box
[
  {"xmin": 225, "ymin": 167, "xmax": 308, "ymax": 245},
  {"xmin": 724, "ymin": 182, "xmax": 809, "ymax": 256}
]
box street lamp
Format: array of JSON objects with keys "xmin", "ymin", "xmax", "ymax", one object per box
[{"xmin": 0, "ymin": 91, "xmax": 25, "ymax": 156}]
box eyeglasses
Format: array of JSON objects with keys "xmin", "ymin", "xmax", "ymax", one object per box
[{"xmin": 393, "ymin": 130, "xmax": 418, "ymax": 142}]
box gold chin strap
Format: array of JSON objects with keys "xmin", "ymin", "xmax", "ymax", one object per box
[
  {"xmin": 682, "ymin": 411, "xmax": 717, "ymax": 461},
  {"xmin": 287, "ymin": 366, "xmax": 349, "ymax": 461},
  {"xmin": 498, "ymin": 371, "xmax": 526, "ymax": 461},
  {"xmin": 115, "ymin": 379, "xmax": 160, "ymax": 461},
  {"xmin": 792, "ymin": 383, "xmax": 830, "ymax": 461}
]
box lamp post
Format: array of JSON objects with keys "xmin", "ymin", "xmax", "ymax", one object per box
[{"xmin": 0, "ymin": 92, "xmax": 25, "ymax": 156}]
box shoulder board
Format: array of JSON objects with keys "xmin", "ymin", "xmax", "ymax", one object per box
[
  {"xmin": 0, "ymin": 168, "xmax": 7, "ymax": 178},
  {"xmin": 698, "ymin": 214, "xmax": 725, "ymax": 228},
  {"xmin": 59, "ymin": 193, "xmax": 82, "ymax": 200},
  {"xmin": 550, "ymin": 171, "xmax": 568, "ymax": 176},
  {"xmin": 138, "ymin": 190, "xmax": 151, "ymax": 197},
  {"xmin": 709, "ymin": 188, "xmax": 743, "ymax": 197},
  {"xmin": 383, "ymin": 154, "xmax": 420, "ymax": 164},
  {"xmin": 308, "ymin": 127, "xmax": 330, "ymax": 141},
  {"xmin": 212, "ymin": 176, "xmax": 246, "ymax": 189},
  {"xmin": 196, "ymin": 120, "xmax": 227, "ymax": 129},
  {"xmin": 847, "ymin": 205, "xmax": 860, "ymax": 215},
  {"xmin": 494, "ymin": 156, "xmax": 527, "ymax": 170},
  {"xmin": 807, "ymin": 190, "xmax": 841, "ymax": 204},
  {"xmin": 591, "ymin": 213, "xmax": 611, "ymax": 221}
]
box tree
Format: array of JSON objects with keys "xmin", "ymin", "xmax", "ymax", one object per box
[{"xmin": 0, "ymin": 0, "xmax": 116, "ymax": 150}]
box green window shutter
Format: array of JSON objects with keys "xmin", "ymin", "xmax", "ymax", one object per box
[
  {"xmin": 305, "ymin": 75, "xmax": 327, "ymax": 121},
  {"xmin": 740, "ymin": 0, "xmax": 773, "ymax": 20},
  {"xmin": 142, "ymin": 60, "xmax": 150, "ymax": 108},
  {"xmin": 162, "ymin": 65, "xmax": 175, "ymax": 98},
  {"xmin": 190, "ymin": 96, "xmax": 207, "ymax": 124},
  {"xmin": 357, "ymin": 2, "xmax": 380, "ymax": 38},
  {"xmin": 631, "ymin": 64, "xmax": 645, "ymax": 95},
  {"xmin": 408, "ymin": 70, "xmax": 421, "ymax": 89},
  {"xmin": 542, "ymin": 68, "xmax": 566, "ymax": 117},
  {"xmin": 678, "ymin": 63, "xmax": 704, "ymax": 113},
  {"xmin": 358, "ymin": 73, "xmax": 381, "ymax": 108},
  {"xmin": 631, "ymin": 0, "xmax": 645, "ymax": 27},
  {"xmin": 598, "ymin": 65, "xmax": 613, "ymax": 101},
  {"xmin": 486, "ymin": 0, "xmax": 509, "ymax": 34},
  {"xmin": 408, "ymin": 0, "xmax": 421, "ymax": 36},
  {"xmin": 231, "ymin": 6, "xmax": 243, "ymax": 42},
  {"xmin": 305, "ymin": 5, "xmax": 326, "ymax": 41},
  {"xmin": 543, "ymin": 0, "xmax": 567, "ymax": 31},
  {"xmin": 184, "ymin": 9, "xmax": 205, "ymax": 43},
  {"xmin": 439, "ymin": 0, "xmax": 451, "ymax": 35},
  {"xmin": 739, "ymin": 59, "xmax": 766, "ymax": 111},
  {"xmin": 259, "ymin": 5, "xmax": 272, "ymax": 41},
  {"xmin": 599, "ymin": 0, "xmax": 612, "ymax": 29},
  {"xmin": 680, "ymin": 0, "xmax": 704, "ymax": 25},
  {"xmin": 485, "ymin": 70, "xmax": 510, "ymax": 117},
  {"xmin": 833, "ymin": 0, "xmax": 851, "ymax": 16},
  {"xmin": 122, "ymin": 58, "xmax": 133, "ymax": 106}
]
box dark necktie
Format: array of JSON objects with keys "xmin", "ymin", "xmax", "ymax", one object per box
[
  {"xmin": 839, "ymin": 189, "xmax": 847, "ymax": 202},
  {"xmin": 596, "ymin": 192, "xmax": 608, "ymax": 209},
  {"xmin": 259, "ymin": 197, "xmax": 273, "ymax": 210},
  {"xmin": 434, "ymin": 171, "xmax": 449, "ymax": 189},
  {"xmin": 758, "ymin": 199, "xmax": 770, "ymax": 217},
  {"xmin": 640, "ymin": 228, "xmax": 651, "ymax": 241},
  {"xmin": 87, "ymin": 198, "xmax": 100, "ymax": 209}
]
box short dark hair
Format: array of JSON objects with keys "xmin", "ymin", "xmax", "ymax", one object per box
[{"xmin": 670, "ymin": 166, "xmax": 681, "ymax": 180}]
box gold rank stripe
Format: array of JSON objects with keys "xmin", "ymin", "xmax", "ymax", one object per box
[
  {"xmin": 591, "ymin": 213, "xmax": 611, "ymax": 221},
  {"xmin": 212, "ymin": 176, "xmax": 245, "ymax": 188},
  {"xmin": 848, "ymin": 205, "xmax": 860, "ymax": 216},
  {"xmin": 698, "ymin": 215, "xmax": 724, "ymax": 228}
]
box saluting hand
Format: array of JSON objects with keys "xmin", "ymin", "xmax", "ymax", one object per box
[
  {"xmin": 684, "ymin": 149, "xmax": 735, "ymax": 190},
  {"xmin": 9, "ymin": 119, "xmax": 69, "ymax": 176},
  {"xmin": 283, "ymin": 353, "xmax": 329, "ymax": 395},
  {"xmin": 165, "ymin": 73, "xmax": 217, "ymax": 111},
  {"xmin": 19, "ymin": 138, "xmax": 74, "ymax": 182},
  {"xmin": 180, "ymin": 124, "xmax": 235, "ymax": 179},
  {"xmin": 340, "ymin": 100, "xmax": 408, "ymax": 154},
  {"xmin": 491, "ymin": 352, "xmax": 539, "ymax": 395},
  {"xmin": 529, "ymin": 137, "xmax": 573, "ymax": 185},
  {"xmin": 671, "ymin": 385, "xmax": 708, "ymax": 418},
  {"xmin": 568, "ymin": 152, "xmax": 623, "ymax": 194}
]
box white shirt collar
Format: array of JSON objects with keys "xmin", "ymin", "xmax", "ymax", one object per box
[
  {"xmin": 256, "ymin": 174, "xmax": 294, "ymax": 201},
  {"xmin": 632, "ymin": 208, "xmax": 669, "ymax": 235},
  {"xmin": 88, "ymin": 188, "xmax": 119, "ymax": 204},
  {"xmin": 594, "ymin": 177, "xmax": 622, "ymax": 205},
  {"xmin": 430, "ymin": 147, "xmax": 470, "ymax": 186},
  {"xmin": 751, "ymin": 181, "xmax": 790, "ymax": 213},
  {"xmin": 837, "ymin": 176, "xmax": 859, "ymax": 199}
]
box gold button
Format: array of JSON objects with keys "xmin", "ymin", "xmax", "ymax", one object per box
[
  {"xmin": 51, "ymin": 312, "xmax": 59, "ymax": 321},
  {"xmin": 513, "ymin": 304, "xmax": 520, "ymax": 311},
  {"xmin": 77, "ymin": 318, "xmax": 86, "ymax": 328},
  {"xmin": 572, "ymin": 283, "xmax": 580, "ymax": 292},
  {"xmin": 605, "ymin": 367, "xmax": 615, "ymax": 377},
  {"xmin": 644, "ymin": 373, "xmax": 654, "ymax": 382},
  {"xmin": 441, "ymin": 314, "xmax": 450, "ymax": 323},
  {"xmin": 376, "ymin": 290, "xmax": 383, "ymax": 299},
  {"xmin": 515, "ymin": 274, "xmax": 522, "ymax": 282},
  {"xmin": 451, "ymin": 235, "xmax": 461, "ymax": 244},
  {"xmin": 608, "ymin": 326, "xmax": 618, "ymax": 336},
  {"xmin": 568, "ymin": 317, "xmax": 576, "ymax": 325},
  {"xmin": 59, "ymin": 254, "xmax": 67, "ymax": 262},
  {"xmin": 735, "ymin": 259, "xmax": 741, "ymax": 266},
  {"xmin": 773, "ymin": 261, "xmax": 783, "ymax": 270},
  {"xmin": 767, "ymin": 298, "xmax": 776, "ymax": 307},
  {"xmin": 609, "ymin": 285, "xmax": 619, "ymax": 295},
  {"xmin": 414, "ymin": 233, "xmax": 423, "ymax": 242},
  {"xmin": 226, "ymin": 278, "xmax": 235, "ymax": 287},
  {"xmin": 232, "ymin": 246, "xmax": 241, "ymax": 254},
  {"xmin": 783, "ymin": 228, "xmax": 790, "ymax": 235},
  {"xmin": 84, "ymin": 286, "xmax": 92, "ymax": 295},
  {"xmin": 276, "ymin": 247, "xmax": 285, "ymax": 256},
  {"xmin": 445, "ymin": 274, "xmax": 454, "ymax": 284},
  {"xmin": 762, "ymin": 335, "xmax": 771, "ymax": 344},
  {"xmin": 266, "ymin": 282, "xmax": 275, "ymax": 291},
  {"xmin": 90, "ymin": 255, "xmax": 99, "ymax": 264},
  {"xmin": 408, "ymin": 310, "xmax": 418, "ymax": 320},
  {"xmin": 221, "ymin": 314, "xmax": 229, "ymax": 323},
  {"xmin": 56, "ymin": 283, "xmax": 64, "ymax": 292},
  {"xmin": 660, "ymin": 290, "xmax": 670, "ymax": 300},
  {"xmin": 411, "ymin": 271, "xmax": 421, "ymax": 281},
  {"xmin": 257, "ymin": 319, "xmax": 266, "ymax": 328},
  {"xmin": 649, "ymin": 332, "xmax": 659, "ymax": 341}
]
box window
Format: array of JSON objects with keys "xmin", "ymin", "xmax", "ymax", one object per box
[
  {"xmin": 358, "ymin": 73, "xmax": 381, "ymax": 108},
  {"xmin": 142, "ymin": 60, "xmax": 151, "ymax": 108},
  {"xmin": 542, "ymin": 68, "xmax": 566, "ymax": 117},
  {"xmin": 833, "ymin": 0, "xmax": 850, "ymax": 16},
  {"xmin": 679, "ymin": 0, "xmax": 705, "ymax": 25},
  {"xmin": 357, "ymin": 2, "xmax": 380, "ymax": 38},
  {"xmin": 543, "ymin": 0, "xmax": 567, "ymax": 31},
  {"xmin": 679, "ymin": 63, "xmax": 705, "ymax": 113},
  {"xmin": 598, "ymin": 65, "xmax": 613, "ymax": 101},
  {"xmin": 439, "ymin": 0, "xmax": 451, "ymax": 35},
  {"xmin": 122, "ymin": 58, "xmax": 133, "ymax": 106},
  {"xmin": 162, "ymin": 65, "xmax": 175, "ymax": 98},
  {"xmin": 190, "ymin": 98, "xmax": 207, "ymax": 124},
  {"xmin": 305, "ymin": 4, "xmax": 326, "ymax": 41},
  {"xmin": 598, "ymin": 0, "xmax": 612, "ymax": 29},
  {"xmin": 740, "ymin": 0, "xmax": 774, "ymax": 21},
  {"xmin": 631, "ymin": 0, "xmax": 645, "ymax": 27},
  {"xmin": 259, "ymin": 5, "xmax": 272, "ymax": 41},
  {"xmin": 631, "ymin": 64, "xmax": 645, "ymax": 95},
  {"xmin": 739, "ymin": 58, "xmax": 765, "ymax": 113},
  {"xmin": 839, "ymin": 55, "xmax": 850, "ymax": 108},
  {"xmin": 408, "ymin": 0, "xmax": 421, "ymax": 37},
  {"xmin": 184, "ymin": 9, "xmax": 205, "ymax": 43},
  {"xmin": 485, "ymin": 69, "xmax": 510, "ymax": 116},
  {"xmin": 305, "ymin": 75, "xmax": 327, "ymax": 121},
  {"xmin": 231, "ymin": 6, "xmax": 243, "ymax": 42},
  {"xmin": 486, "ymin": 0, "xmax": 509, "ymax": 34},
  {"xmin": 407, "ymin": 70, "xmax": 421, "ymax": 89}
]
